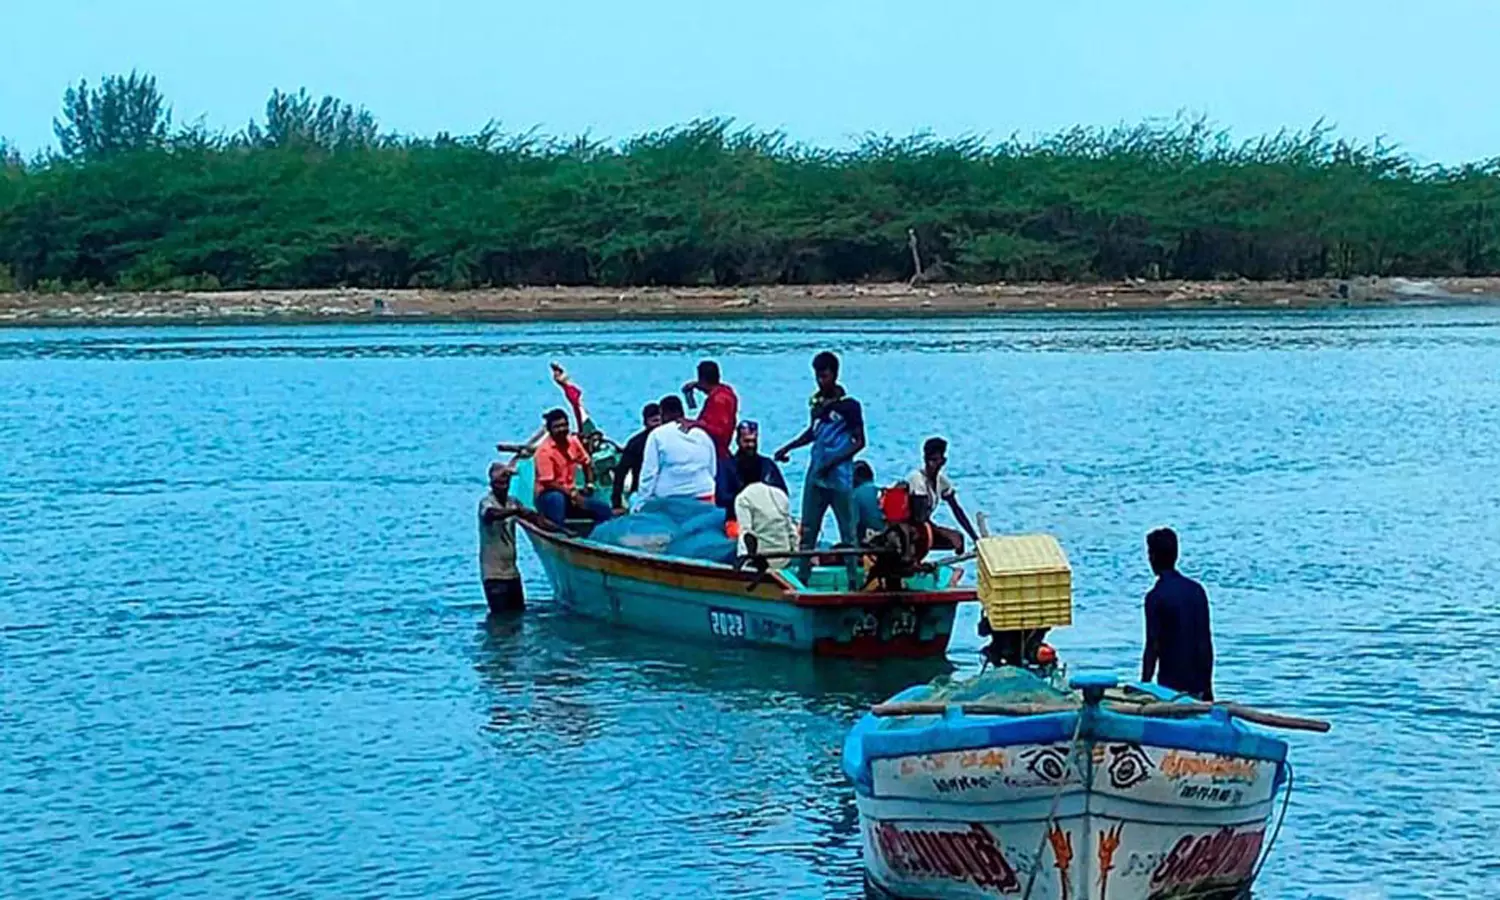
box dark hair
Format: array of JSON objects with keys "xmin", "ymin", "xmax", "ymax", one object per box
[
  {"xmin": 543, "ymin": 408, "xmax": 569, "ymax": 427},
  {"xmin": 853, "ymin": 461, "xmax": 874, "ymax": 484},
  {"xmin": 697, "ymin": 360, "xmax": 720, "ymax": 385},
  {"xmin": 812, "ymin": 351, "xmax": 840, "ymax": 375},
  {"xmin": 1147, "ymin": 528, "xmax": 1179, "ymax": 570},
  {"xmin": 659, "ymin": 395, "xmax": 685, "ymax": 420},
  {"xmin": 642, "ymin": 402, "xmax": 661, "ymax": 422},
  {"xmin": 923, "ymin": 437, "xmax": 948, "ymax": 458}
]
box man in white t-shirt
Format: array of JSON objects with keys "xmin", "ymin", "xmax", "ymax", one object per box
[
  {"xmin": 635, "ymin": 395, "xmax": 718, "ymax": 508},
  {"xmin": 906, "ymin": 436, "xmax": 981, "ymax": 554}
]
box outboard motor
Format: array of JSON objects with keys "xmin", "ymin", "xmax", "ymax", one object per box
[{"xmin": 862, "ymin": 484, "xmax": 937, "ymax": 591}]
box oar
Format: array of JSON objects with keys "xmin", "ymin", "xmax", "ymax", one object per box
[
  {"xmin": 871, "ymin": 701, "xmax": 1078, "ymax": 717},
  {"xmin": 1115, "ymin": 701, "xmax": 1331, "ymax": 733},
  {"xmin": 496, "ymin": 426, "xmax": 546, "ymax": 468},
  {"xmin": 869, "ymin": 699, "xmax": 1330, "ymax": 733}
]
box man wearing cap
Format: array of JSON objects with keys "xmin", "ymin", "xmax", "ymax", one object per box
[
  {"xmin": 719, "ymin": 420, "xmax": 788, "ymax": 510},
  {"xmin": 478, "ymin": 462, "xmax": 551, "ymax": 613}
]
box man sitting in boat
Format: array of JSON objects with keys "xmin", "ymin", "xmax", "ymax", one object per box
[
  {"xmin": 534, "ymin": 408, "xmax": 614, "ymax": 528},
  {"xmin": 851, "ymin": 461, "xmax": 886, "ymax": 544},
  {"xmin": 634, "ymin": 395, "xmax": 718, "ymax": 508},
  {"xmin": 1142, "ymin": 527, "xmax": 1216, "ymax": 701},
  {"xmin": 550, "ymin": 361, "xmax": 621, "ymax": 494},
  {"xmin": 610, "ymin": 402, "xmax": 662, "ymax": 514},
  {"xmin": 906, "ymin": 437, "xmax": 980, "ymax": 555},
  {"xmin": 731, "ymin": 446, "xmax": 798, "ymax": 559}
]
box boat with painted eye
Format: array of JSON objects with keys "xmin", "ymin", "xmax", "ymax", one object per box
[
  {"xmin": 842, "ymin": 668, "xmax": 1327, "ymax": 899},
  {"xmin": 507, "ymin": 458, "xmax": 974, "ymax": 659}
]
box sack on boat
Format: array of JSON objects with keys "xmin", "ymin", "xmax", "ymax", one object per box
[{"xmin": 590, "ymin": 497, "xmax": 737, "ymax": 564}]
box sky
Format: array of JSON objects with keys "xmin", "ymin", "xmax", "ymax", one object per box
[{"xmin": 5, "ymin": 0, "xmax": 1499, "ymax": 163}]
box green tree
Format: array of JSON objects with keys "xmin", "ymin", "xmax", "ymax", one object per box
[
  {"xmin": 244, "ymin": 89, "xmax": 381, "ymax": 151},
  {"xmin": 53, "ymin": 71, "xmax": 172, "ymax": 159}
]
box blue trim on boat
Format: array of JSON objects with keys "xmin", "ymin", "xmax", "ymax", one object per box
[{"xmin": 842, "ymin": 680, "xmax": 1289, "ymax": 796}]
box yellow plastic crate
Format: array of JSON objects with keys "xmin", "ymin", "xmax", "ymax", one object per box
[{"xmin": 975, "ymin": 534, "xmax": 1073, "ymax": 631}]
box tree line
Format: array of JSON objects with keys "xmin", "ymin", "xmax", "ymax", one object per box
[{"xmin": 3, "ymin": 70, "xmax": 1500, "ymax": 293}]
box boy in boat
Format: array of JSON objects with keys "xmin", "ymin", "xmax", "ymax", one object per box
[
  {"xmin": 478, "ymin": 462, "xmax": 551, "ymax": 613},
  {"xmin": 1142, "ymin": 527, "xmax": 1215, "ymax": 701},
  {"xmin": 611, "ymin": 402, "xmax": 663, "ymax": 514},
  {"xmin": 906, "ymin": 437, "xmax": 980, "ymax": 555},
  {"xmin": 635, "ymin": 395, "xmax": 718, "ymax": 508},
  {"xmin": 774, "ymin": 351, "xmax": 865, "ymax": 586},
  {"xmin": 851, "ymin": 461, "xmax": 887, "ymax": 544},
  {"xmin": 534, "ymin": 408, "xmax": 613, "ymax": 527}
]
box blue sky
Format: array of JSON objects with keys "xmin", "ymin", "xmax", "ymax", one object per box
[{"xmin": 5, "ymin": 0, "xmax": 1498, "ymax": 162}]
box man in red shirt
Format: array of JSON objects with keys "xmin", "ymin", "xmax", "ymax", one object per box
[
  {"xmin": 533, "ymin": 408, "xmax": 613, "ymax": 528},
  {"xmin": 683, "ymin": 360, "xmax": 738, "ymax": 459}
]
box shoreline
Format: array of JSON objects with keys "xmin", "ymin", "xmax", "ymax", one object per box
[{"xmin": 2, "ymin": 277, "xmax": 1498, "ymax": 327}]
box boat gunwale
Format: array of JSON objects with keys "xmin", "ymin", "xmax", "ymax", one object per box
[{"xmin": 519, "ymin": 518, "xmax": 977, "ymax": 609}]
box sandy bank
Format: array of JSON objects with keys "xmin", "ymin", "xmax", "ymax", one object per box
[{"xmin": 2, "ymin": 277, "xmax": 1498, "ymax": 327}]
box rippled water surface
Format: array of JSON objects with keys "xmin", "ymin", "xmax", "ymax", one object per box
[{"xmin": 4, "ymin": 309, "xmax": 1500, "ymax": 900}]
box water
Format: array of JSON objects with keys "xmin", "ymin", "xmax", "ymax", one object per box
[{"xmin": 3, "ymin": 309, "xmax": 1499, "ymax": 900}]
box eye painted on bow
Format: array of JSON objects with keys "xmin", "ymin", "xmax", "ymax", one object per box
[
  {"xmin": 1019, "ymin": 746, "xmax": 1070, "ymax": 783},
  {"xmin": 1106, "ymin": 744, "xmax": 1153, "ymax": 790}
]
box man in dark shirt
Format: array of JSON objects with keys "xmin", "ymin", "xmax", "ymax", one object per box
[
  {"xmin": 1141, "ymin": 528, "xmax": 1215, "ymax": 701},
  {"xmin": 718, "ymin": 420, "xmax": 788, "ymax": 515},
  {"xmin": 611, "ymin": 402, "xmax": 662, "ymax": 512}
]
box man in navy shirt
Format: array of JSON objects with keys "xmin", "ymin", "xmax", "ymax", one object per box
[
  {"xmin": 774, "ymin": 351, "xmax": 866, "ymax": 586},
  {"xmin": 1141, "ymin": 528, "xmax": 1215, "ymax": 701}
]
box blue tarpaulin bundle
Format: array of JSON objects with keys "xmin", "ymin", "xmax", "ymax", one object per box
[{"xmin": 589, "ymin": 497, "xmax": 737, "ymax": 564}]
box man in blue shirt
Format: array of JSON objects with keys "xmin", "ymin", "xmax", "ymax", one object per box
[
  {"xmin": 1141, "ymin": 528, "xmax": 1215, "ymax": 701},
  {"xmin": 851, "ymin": 461, "xmax": 886, "ymax": 544},
  {"xmin": 774, "ymin": 351, "xmax": 866, "ymax": 586}
]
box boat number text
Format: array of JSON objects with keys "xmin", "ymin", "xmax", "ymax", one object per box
[{"xmin": 709, "ymin": 608, "xmax": 746, "ymax": 639}]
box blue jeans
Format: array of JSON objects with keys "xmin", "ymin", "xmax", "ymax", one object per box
[
  {"xmin": 537, "ymin": 489, "xmax": 613, "ymax": 527},
  {"xmin": 796, "ymin": 478, "xmax": 858, "ymax": 587}
]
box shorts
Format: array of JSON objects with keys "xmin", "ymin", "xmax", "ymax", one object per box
[{"xmin": 483, "ymin": 578, "xmax": 526, "ymax": 614}]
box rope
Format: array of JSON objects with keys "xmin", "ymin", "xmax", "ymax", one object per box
[
  {"xmin": 1012, "ymin": 717, "xmax": 1292, "ymax": 900},
  {"xmin": 1020, "ymin": 707, "xmax": 1088, "ymax": 900},
  {"xmin": 1235, "ymin": 760, "xmax": 1294, "ymax": 900}
]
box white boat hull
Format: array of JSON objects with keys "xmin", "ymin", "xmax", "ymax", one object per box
[{"xmin": 856, "ymin": 740, "xmax": 1280, "ymax": 900}]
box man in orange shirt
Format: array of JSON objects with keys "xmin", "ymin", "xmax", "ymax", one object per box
[{"xmin": 534, "ymin": 408, "xmax": 613, "ymax": 528}]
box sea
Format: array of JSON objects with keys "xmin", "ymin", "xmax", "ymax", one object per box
[{"xmin": 3, "ymin": 308, "xmax": 1499, "ymax": 899}]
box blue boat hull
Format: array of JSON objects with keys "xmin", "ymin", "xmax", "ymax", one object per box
[{"xmin": 521, "ymin": 522, "xmax": 964, "ymax": 658}]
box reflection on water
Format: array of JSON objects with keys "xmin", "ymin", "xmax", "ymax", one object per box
[{"xmin": 3, "ymin": 308, "xmax": 1500, "ymax": 899}]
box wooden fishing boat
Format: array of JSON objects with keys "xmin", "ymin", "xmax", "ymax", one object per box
[
  {"xmin": 842, "ymin": 670, "xmax": 1327, "ymax": 900},
  {"xmin": 507, "ymin": 460, "xmax": 975, "ymax": 659}
]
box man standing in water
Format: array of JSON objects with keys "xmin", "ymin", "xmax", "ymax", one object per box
[
  {"xmin": 478, "ymin": 463, "xmax": 534, "ymax": 613},
  {"xmin": 774, "ymin": 351, "xmax": 866, "ymax": 586},
  {"xmin": 1141, "ymin": 527, "xmax": 1215, "ymax": 701}
]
